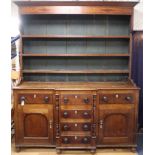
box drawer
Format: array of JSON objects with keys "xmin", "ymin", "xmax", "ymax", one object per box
[
  {"xmin": 61, "ymin": 110, "xmax": 92, "ymax": 119},
  {"xmin": 61, "ymin": 136, "xmax": 91, "ymax": 145},
  {"xmin": 61, "ymin": 123, "xmax": 91, "ymax": 132},
  {"xmin": 61, "ymin": 94, "xmax": 93, "ymax": 105},
  {"xmin": 99, "ymin": 93, "xmax": 134, "ymax": 104},
  {"xmin": 18, "ymin": 93, "xmax": 52, "ymax": 104}
]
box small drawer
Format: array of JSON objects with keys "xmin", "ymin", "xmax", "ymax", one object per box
[
  {"xmin": 99, "ymin": 93, "xmax": 134, "ymax": 104},
  {"xmin": 61, "ymin": 110, "xmax": 92, "ymax": 119},
  {"xmin": 61, "ymin": 123, "xmax": 91, "ymax": 132},
  {"xmin": 61, "ymin": 136, "xmax": 91, "ymax": 145},
  {"xmin": 99, "ymin": 94, "xmax": 113, "ymax": 104},
  {"xmin": 113, "ymin": 93, "xmax": 134, "ymax": 104},
  {"xmin": 61, "ymin": 94, "xmax": 93, "ymax": 105},
  {"xmin": 18, "ymin": 93, "xmax": 52, "ymax": 104}
]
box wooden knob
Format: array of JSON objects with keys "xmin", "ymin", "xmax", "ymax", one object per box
[
  {"xmin": 20, "ymin": 96, "xmax": 25, "ymax": 102},
  {"xmin": 64, "ymin": 98, "xmax": 69, "ymax": 104},
  {"xmin": 102, "ymin": 96, "xmax": 108, "ymax": 102},
  {"xmin": 82, "ymin": 137, "xmax": 89, "ymax": 144},
  {"xmin": 63, "ymin": 137, "xmax": 69, "ymax": 144},
  {"xmin": 44, "ymin": 96, "xmax": 49, "ymax": 103},
  {"xmin": 83, "ymin": 98, "xmax": 89, "ymax": 104},
  {"xmin": 83, "ymin": 124, "xmax": 89, "ymax": 131},
  {"xmin": 63, "ymin": 111, "xmax": 68, "ymax": 118},
  {"xmin": 125, "ymin": 96, "xmax": 132, "ymax": 101},
  {"xmin": 63, "ymin": 124, "xmax": 69, "ymax": 131},
  {"xmin": 83, "ymin": 112, "xmax": 89, "ymax": 117}
]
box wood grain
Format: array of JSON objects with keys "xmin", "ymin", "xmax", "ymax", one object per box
[
  {"xmin": 22, "ymin": 35, "xmax": 130, "ymax": 39},
  {"xmin": 19, "ymin": 6, "xmax": 133, "ymax": 15},
  {"xmin": 23, "ymin": 69, "xmax": 129, "ymax": 74}
]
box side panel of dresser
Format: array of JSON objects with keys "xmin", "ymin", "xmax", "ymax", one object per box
[
  {"xmin": 97, "ymin": 89, "xmax": 139, "ymax": 147},
  {"xmin": 13, "ymin": 89, "xmax": 55, "ymax": 147}
]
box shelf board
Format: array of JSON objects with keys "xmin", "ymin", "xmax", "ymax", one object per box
[
  {"xmin": 22, "ymin": 53, "xmax": 130, "ymax": 57},
  {"xmin": 23, "ymin": 69, "xmax": 129, "ymax": 74},
  {"xmin": 22, "ymin": 35, "xmax": 130, "ymax": 39}
]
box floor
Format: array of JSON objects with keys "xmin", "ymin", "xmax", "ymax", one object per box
[{"xmin": 11, "ymin": 147, "xmax": 137, "ymax": 155}]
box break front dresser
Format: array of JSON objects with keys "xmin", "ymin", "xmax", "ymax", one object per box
[{"xmin": 13, "ymin": 0, "xmax": 140, "ymax": 153}]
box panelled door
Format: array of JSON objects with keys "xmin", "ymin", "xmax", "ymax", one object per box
[
  {"xmin": 16, "ymin": 104, "xmax": 53, "ymax": 146},
  {"xmin": 98, "ymin": 104, "xmax": 135, "ymax": 145}
]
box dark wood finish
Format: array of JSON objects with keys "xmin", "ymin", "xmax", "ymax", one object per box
[
  {"xmin": 61, "ymin": 123, "xmax": 91, "ymax": 132},
  {"xmin": 60, "ymin": 94, "xmax": 93, "ymax": 105},
  {"xmin": 98, "ymin": 104, "xmax": 135, "ymax": 145},
  {"xmin": 15, "ymin": 103, "xmax": 53, "ymax": 145},
  {"xmin": 99, "ymin": 93, "xmax": 134, "ymax": 104},
  {"xmin": 18, "ymin": 93, "xmax": 52, "ymax": 104},
  {"xmin": 60, "ymin": 110, "xmax": 92, "ymax": 119},
  {"xmin": 60, "ymin": 136, "xmax": 92, "ymax": 145},
  {"xmin": 13, "ymin": 0, "xmax": 139, "ymax": 153}
]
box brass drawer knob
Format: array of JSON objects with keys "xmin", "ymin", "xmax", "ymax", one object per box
[
  {"xmin": 83, "ymin": 98, "xmax": 89, "ymax": 104},
  {"xmin": 64, "ymin": 98, "xmax": 69, "ymax": 104},
  {"xmin": 44, "ymin": 96, "xmax": 49, "ymax": 103}
]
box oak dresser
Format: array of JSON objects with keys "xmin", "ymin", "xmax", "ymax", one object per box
[{"xmin": 13, "ymin": 0, "xmax": 140, "ymax": 153}]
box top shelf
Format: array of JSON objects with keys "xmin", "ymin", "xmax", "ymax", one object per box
[
  {"xmin": 14, "ymin": 1, "xmax": 138, "ymax": 7},
  {"xmin": 22, "ymin": 35, "xmax": 130, "ymax": 39}
]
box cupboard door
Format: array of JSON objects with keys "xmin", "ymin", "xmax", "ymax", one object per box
[
  {"xmin": 16, "ymin": 104, "xmax": 53, "ymax": 145},
  {"xmin": 98, "ymin": 104, "xmax": 135, "ymax": 145}
]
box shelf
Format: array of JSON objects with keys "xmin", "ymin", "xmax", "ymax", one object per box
[
  {"xmin": 23, "ymin": 69, "xmax": 129, "ymax": 74},
  {"xmin": 22, "ymin": 35, "xmax": 130, "ymax": 39},
  {"xmin": 22, "ymin": 54, "xmax": 130, "ymax": 57}
]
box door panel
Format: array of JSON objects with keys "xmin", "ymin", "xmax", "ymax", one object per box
[
  {"xmin": 98, "ymin": 104, "xmax": 135, "ymax": 145},
  {"xmin": 24, "ymin": 114, "xmax": 48, "ymax": 137},
  {"xmin": 17, "ymin": 104, "xmax": 53, "ymax": 145}
]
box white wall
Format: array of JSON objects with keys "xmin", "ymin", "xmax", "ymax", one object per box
[
  {"xmin": 134, "ymin": 0, "xmax": 143, "ymax": 30},
  {"xmin": 11, "ymin": 0, "xmax": 143, "ymax": 34}
]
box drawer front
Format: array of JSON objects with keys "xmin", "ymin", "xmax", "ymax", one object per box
[
  {"xmin": 114, "ymin": 93, "xmax": 134, "ymax": 104},
  {"xmin": 99, "ymin": 94, "xmax": 113, "ymax": 104},
  {"xmin": 61, "ymin": 94, "xmax": 93, "ymax": 105},
  {"xmin": 61, "ymin": 123, "xmax": 91, "ymax": 132},
  {"xmin": 18, "ymin": 93, "xmax": 52, "ymax": 104},
  {"xmin": 61, "ymin": 110, "xmax": 92, "ymax": 119},
  {"xmin": 100, "ymin": 93, "xmax": 134, "ymax": 104},
  {"xmin": 61, "ymin": 136, "xmax": 91, "ymax": 145}
]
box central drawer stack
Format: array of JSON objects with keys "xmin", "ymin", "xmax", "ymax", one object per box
[{"xmin": 56, "ymin": 92, "xmax": 97, "ymax": 152}]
